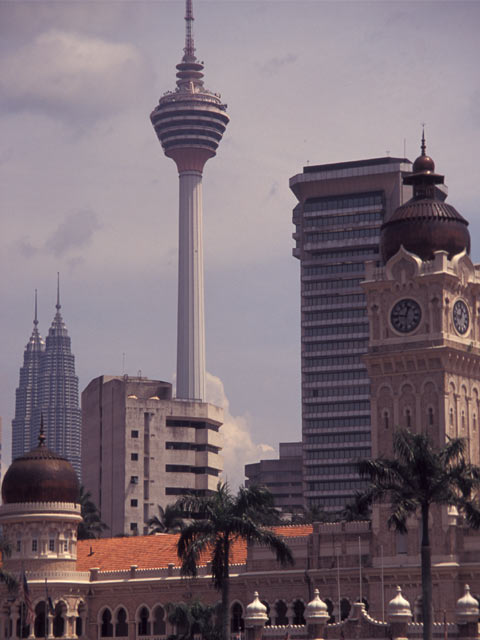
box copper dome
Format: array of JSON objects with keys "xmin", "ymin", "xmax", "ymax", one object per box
[
  {"xmin": 2, "ymin": 433, "xmax": 79, "ymax": 504},
  {"xmin": 381, "ymin": 135, "xmax": 470, "ymax": 263}
]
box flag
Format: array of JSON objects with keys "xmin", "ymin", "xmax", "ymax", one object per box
[
  {"xmin": 21, "ymin": 572, "xmax": 34, "ymax": 625},
  {"xmin": 45, "ymin": 578, "xmax": 55, "ymax": 615}
]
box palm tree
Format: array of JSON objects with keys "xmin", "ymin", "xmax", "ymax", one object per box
[
  {"xmin": 0, "ymin": 538, "xmax": 18, "ymax": 592},
  {"xmin": 166, "ymin": 600, "xmax": 221, "ymax": 640},
  {"xmin": 358, "ymin": 429, "xmax": 480, "ymax": 640},
  {"xmin": 340, "ymin": 491, "xmax": 371, "ymax": 522},
  {"xmin": 77, "ymin": 485, "xmax": 108, "ymax": 540},
  {"xmin": 175, "ymin": 482, "xmax": 294, "ymax": 640},
  {"xmin": 148, "ymin": 504, "xmax": 184, "ymax": 534}
]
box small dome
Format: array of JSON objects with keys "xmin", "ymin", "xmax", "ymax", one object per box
[
  {"xmin": 456, "ymin": 585, "xmax": 479, "ymax": 623},
  {"xmin": 306, "ymin": 589, "xmax": 329, "ymax": 622},
  {"xmin": 381, "ymin": 137, "xmax": 470, "ymax": 263},
  {"xmin": 387, "ymin": 587, "xmax": 412, "ymax": 621},
  {"xmin": 2, "ymin": 433, "xmax": 79, "ymax": 504},
  {"xmin": 245, "ymin": 593, "xmax": 268, "ymax": 623}
]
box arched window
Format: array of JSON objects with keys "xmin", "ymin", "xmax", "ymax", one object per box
[
  {"xmin": 340, "ymin": 598, "xmax": 351, "ymax": 621},
  {"xmin": 274, "ymin": 601, "xmax": 288, "ymax": 625},
  {"xmin": 231, "ymin": 603, "xmax": 244, "ymax": 633},
  {"xmin": 115, "ymin": 608, "xmax": 128, "ymax": 637},
  {"xmin": 324, "ymin": 598, "xmax": 334, "ymax": 623},
  {"xmin": 405, "ymin": 409, "xmax": 411, "ymax": 428},
  {"xmin": 34, "ymin": 602, "xmax": 46, "ymax": 638},
  {"xmin": 153, "ymin": 606, "xmax": 166, "ymax": 635},
  {"xmin": 16, "ymin": 604, "xmax": 30, "ymax": 639},
  {"xmin": 361, "ymin": 598, "xmax": 369, "ymax": 612},
  {"xmin": 138, "ymin": 607, "xmax": 150, "ymax": 637},
  {"xmin": 462, "ymin": 411, "xmax": 466, "ymax": 430},
  {"xmin": 428, "ymin": 407, "xmax": 434, "ymax": 426},
  {"xmin": 292, "ymin": 600, "xmax": 305, "ymax": 625},
  {"xmin": 100, "ymin": 609, "xmax": 113, "ymax": 638},
  {"xmin": 383, "ymin": 411, "xmax": 389, "ymax": 429},
  {"xmin": 261, "ymin": 601, "xmax": 271, "ymax": 627},
  {"xmin": 75, "ymin": 617, "xmax": 82, "ymax": 638},
  {"xmin": 450, "ymin": 408, "xmax": 454, "ymax": 426},
  {"xmin": 474, "ymin": 414, "xmax": 477, "ymax": 431},
  {"xmin": 53, "ymin": 604, "xmax": 65, "ymax": 639}
]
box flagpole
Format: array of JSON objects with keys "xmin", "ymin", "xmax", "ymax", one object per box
[
  {"xmin": 358, "ymin": 536, "xmax": 363, "ymax": 604},
  {"xmin": 336, "ymin": 547, "xmax": 341, "ymax": 623},
  {"xmin": 45, "ymin": 578, "xmax": 48, "ymax": 640},
  {"xmin": 381, "ymin": 545, "xmax": 385, "ymax": 622}
]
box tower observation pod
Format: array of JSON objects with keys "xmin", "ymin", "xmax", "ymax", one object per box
[{"xmin": 150, "ymin": 0, "xmax": 229, "ymax": 402}]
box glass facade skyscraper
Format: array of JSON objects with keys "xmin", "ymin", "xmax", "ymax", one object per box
[{"xmin": 290, "ymin": 157, "xmax": 412, "ymax": 511}]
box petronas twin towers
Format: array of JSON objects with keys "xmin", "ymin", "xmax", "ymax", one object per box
[{"xmin": 12, "ymin": 283, "xmax": 81, "ymax": 478}]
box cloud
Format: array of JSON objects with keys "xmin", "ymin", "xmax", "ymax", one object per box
[
  {"xmin": 0, "ymin": 29, "xmax": 151, "ymax": 121},
  {"xmin": 18, "ymin": 209, "xmax": 101, "ymax": 260},
  {"xmin": 206, "ymin": 373, "xmax": 276, "ymax": 490},
  {"xmin": 259, "ymin": 53, "xmax": 297, "ymax": 75}
]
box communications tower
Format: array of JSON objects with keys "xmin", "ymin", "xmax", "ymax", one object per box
[{"xmin": 151, "ymin": 0, "xmax": 229, "ymax": 401}]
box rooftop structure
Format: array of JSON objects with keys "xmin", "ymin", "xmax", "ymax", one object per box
[{"xmin": 150, "ymin": 0, "xmax": 229, "ymax": 401}]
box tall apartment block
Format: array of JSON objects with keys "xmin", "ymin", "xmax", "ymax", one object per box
[
  {"xmin": 82, "ymin": 375, "xmax": 223, "ymax": 536},
  {"xmin": 12, "ymin": 285, "xmax": 81, "ymax": 478},
  {"xmin": 289, "ymin": 157, "xmax": 413, "ymax": 511}
]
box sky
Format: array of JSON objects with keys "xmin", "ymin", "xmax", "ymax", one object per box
[{"xmin": 1, "ymin": 0, "xmax": 479, "ymax": 488}]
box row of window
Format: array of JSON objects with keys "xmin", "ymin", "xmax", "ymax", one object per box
[
  {"xmin": 165, "ymin": 464, "xmax": 219, "ymax": 476},
  {"xmin": 27, "ymin": 539, "xmax": 68, "ymax": 553},
  {"xmin": 303, "ymin": 355, "xmax": 364, "ymax": 368},
  {"xmin": 304, "ymin": 370, "xmax": 368, "ymax": 383},
  {"xmin": 303, "ymin": 293, "xmax": 365, "ymax": 307},
  {"xmin": 303, "ymin": 210, "xmax": 383, "ymax": 229},
  {"xmin": 304, "ymin": 191, "xmax": 383, "ymax": 212},
  {"xmin": 166, "ymin": 419, "xmax": 220, "ymax": 431},
  {"xmin": 303, "ymin": 262, "xmax": 365, "ymax": 278},
  {"xmin": 303, "ymin": 308, "xmax": 367, "ymax": 323},
  {"xmin": 303, "ymin": 339, "xmax": 368, "ymax": 353},
  {"xmin": 304, "ymin": 277, "xmax": 364, "ymax": 292},
  {"xmin": 305, "ymin": 463, "xmax": 362, "ymax": 477},
  {"xmin": 100, "ymin": 605, "xmax": 164, "ymax": 637},
  {"xmin": 165, "ymin": 442, "xmax": 220, "ymax": 453},
  {"xmin": 305, "ymin": 432, "xmax": 371, "ymax": 445},
  {"xmin": 304, "ymin": 247, "xmax": 378, "ymax": 264},
  {"xmin": 304, "ymin": 400, "xmax": 370, "ymax": 414},
  {"xmin": 305, "ymin": 416, "xmax": 371, "ymax": 430},
  {"xmin": 304, "ymin": 323, "xmax": 368, "ymax": 338},
  {"xmin": 305, "ymin": 227, "xmax": 380, "ymax": 243},
  {"xmin": 305, "ymin": 447, "xmax": 370, "ymax": 460},
  {"xmin": 165, "ymin": 488, "xmax": 211, "ymax": 496},
  {"xmin": 305, "ymin": 385, "xmax": 370, "ymax": 399},
  {"xmin": 310, "ymin": 495, "xmax": 359, "ymax": 507},
  {"xmin": 308, "ymin": 479, "xmax": 369, "ymax": 491}
]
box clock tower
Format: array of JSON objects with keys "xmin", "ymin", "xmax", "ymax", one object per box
[{"xmin": 362, "ymin": 136, "xmax": 480, "ymax": 566}]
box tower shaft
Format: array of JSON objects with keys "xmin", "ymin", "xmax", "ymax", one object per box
[{"xmin": 177, "ymin": 170, "xmax": 205, "ymax": 400}]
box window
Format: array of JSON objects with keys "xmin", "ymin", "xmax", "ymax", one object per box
[
  {"xmin": 131, "ymin": 499, "xmax": 138, "ymax": 507},
  {"xmin": 131, "ymin": 476, "xmax": 138, "ymax": 484},
  {"xmin": 383, "ymin": 411, "xmax": 389, "ymax": 429},
  {"xmin": 138, "ymin": 607, "xmax": 150, "ymax": 636},
  {"xmin": 428, "ymin": 407, "xmax": 434, "ymax": 426},
  {"xmin": 130, "ymin": 523, "xmax": 138, "ymax": 532},
  {"xmin": 64, "ymin": 540, "xmax": 68, "ymax": 552},
  {"xmin": 406, "ymin": 409, "xmax": 411, "ymax": 428},
  {"xmin": 131, "ymin": 453, "xmax": 138, "ymax": 461},
  {"xmin": 115, "ymin": 609, "xmax": 128, "ymax": 637},
  {"xmin": 16, "ymin": 540, "xmax": 21, "ymax": 553},
  {"xmin": 49, "ymin": 539, "xmax": 55, "ymax": 552},
  {"xmin": 131, "ymin": 430, "xmax": 139, "ymax": 438},
  {"xmin": 32, "ymin": 539, "xmax": 38, "ymax": 552}
]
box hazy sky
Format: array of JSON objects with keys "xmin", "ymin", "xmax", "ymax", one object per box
[{"xmin": 1, "ymin": 0, "xmax": 479, "ymax": 487}]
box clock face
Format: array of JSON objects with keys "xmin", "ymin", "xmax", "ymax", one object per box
[
  {"xmin": 453, "ymin": 299, "xmax": 469, "ymax": 335},
  {"xmin": 390, "ymin": 298, "xmax": 422, "ymax": 333}
]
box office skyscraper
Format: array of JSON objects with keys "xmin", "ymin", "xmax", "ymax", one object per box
[
  {"xmin": 12, "ymin": 291, "xmax": 45, "ymax": 461},
  {"xmin": 13, "ymin": 282, "xmax": 81, "ymax": 478},
  {"xmin": 290, "ymin": 157, "xmax": 414, "ymax": 511},
  {"xmin": 150, "ymin": 0, "xmax": 229, "ymax": 401}
]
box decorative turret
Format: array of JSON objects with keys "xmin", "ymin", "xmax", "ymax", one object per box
[
  {"xmin": 456, "ymin": 585, "xmax": 479, "ymax": 624},
  {"xmin": 381, "ymin": 132, "xmax": 470, "ymax": 262}
]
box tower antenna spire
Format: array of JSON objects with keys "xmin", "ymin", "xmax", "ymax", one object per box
[
  {"xmin": 34, "ymin": 289, "xmax": 38, "ymax": 327},
  {"xmin": 184, "ymin": 0, "xmax": 195, "ymax": 60},
  {"xmin": 56, "ymin": 272, "xmax": 61, "ymax": 311}
]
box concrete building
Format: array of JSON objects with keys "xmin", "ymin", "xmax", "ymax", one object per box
[
  {"xmin": 150, "ymin": 0, "xmax": 229, "ymax": 402},
  {"xmin": 12, "ymin": 283, "xmax": 81, "ymax": 479},
  {"xmin": 245, "ymin": 442, "xmax": 303, "ymax": 515},
  {"xmin": 81, "ymin": 375, "xmax": 223, "ymax": 536},
  {"xmin": 289, "ymin": 157, "xmax": 414, "ymax": 511}
]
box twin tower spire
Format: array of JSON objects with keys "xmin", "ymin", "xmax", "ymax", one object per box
[{"xmin": 12, "ymin": 277, "xmax": 81, "ymax": 478}]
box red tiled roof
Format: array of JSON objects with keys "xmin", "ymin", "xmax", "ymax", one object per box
[{"xmin": 76, "ymin": 525, "xmax": 312, "ymax": 572}]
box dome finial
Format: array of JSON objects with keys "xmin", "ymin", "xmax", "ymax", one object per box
[
  {"xmin": 34, "ymin": 289, "xmax": 38, "ymax": 327},
  {"xmin": 56, "ymin": 272, "xmax": 61, "ymax": 311},
  {"xmin": 421, "ymin": 123, "xmax": 426, "ymax": 156},
  {"xmin": 39, "ymin": 414, "xmax": 46, "ymax": 447}
]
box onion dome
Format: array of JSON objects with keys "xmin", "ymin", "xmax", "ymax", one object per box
[
  {"xmin": 306, "ymin": 589, "xmax": 329, "ymax": 622},
  {"xmin": 387, "ymin": 586, "xmax": 412, "ymax": 622},
  {"xmin": 245, "ymin": 593, "xmax": 268, "ymax": 625},
  {"xmin": 2, "ymin": 425, "xmax": 79, "ymax": 504},
  {"xmin": 381, "ymin": 132, "xmax": 470, "ymax": 263},
  {"xmin": 456, "ymin": 585, "xmax": 479, "ymax": 623}
]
